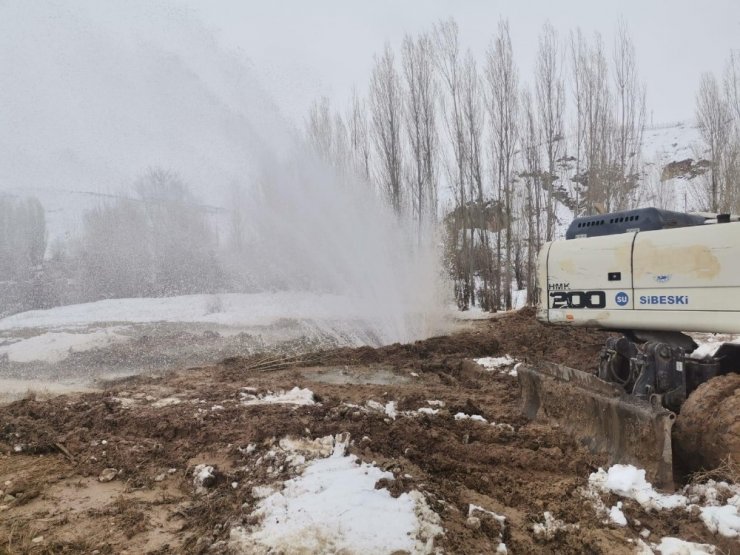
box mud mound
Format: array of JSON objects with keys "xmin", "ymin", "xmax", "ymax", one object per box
[
  {"xmin": 674, "ymin": 373, "xmax": 740, "ymax": 474},
  {"xmin": 220, "ymin": 308, "xmax": 611, "ymax": 379},
  {"xmin": 490, "ymin": 308, "xmax": 612, "ymax": 372}
]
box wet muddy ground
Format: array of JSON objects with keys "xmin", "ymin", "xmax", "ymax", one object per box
[{"xmin": 0, "ymin": 309, "xmax": 736, "ymax": 554}]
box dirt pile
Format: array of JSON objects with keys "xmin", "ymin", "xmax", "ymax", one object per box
[
  {"xmin": 674, "ymin": 372, "xmax": 740, "ymax": 475},
  {"xmin": 0, "ymin": 310, "xmax": 734, "ymax": 554}
]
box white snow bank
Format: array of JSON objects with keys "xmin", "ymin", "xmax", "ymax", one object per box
[
  {"xmin": 240, "ymin": 387, "xmax": 316, "ymax": 406},
  {"xmin": 230, "ymin": 434, "xmax": 442, "ymax": 554},
  {"xmin": 589, "ymin": 465, "xmax": 740, "ymax": 539},
  {"xmin": 0, "ymin": 328, "xmax": 128, "ymax": 363}
]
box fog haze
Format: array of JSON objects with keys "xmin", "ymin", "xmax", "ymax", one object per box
[{"xmin": 189, "ymin": 0, "xmax": 740, "ymax": 124}]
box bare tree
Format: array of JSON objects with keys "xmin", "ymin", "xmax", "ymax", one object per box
[
  {"xmin": 402, "ymin": 32, "xmax": 439, "ymax": 242},
  {"xmin": 306, "ymin": 97, "xmax": 353, "ymax": 176},
  {"xmin": 486, "ymin": 19, "xmax": 519, "ymax": 310},
  {"xmin": 461, "ymin": 51, "xmax": 495, "ymax": 309},
  {"xmin": 348, "ymin": 88, "xmax": 371, "ymax": 180},
  {"xmin": 535, "ymin": 21, "xmax": 564, "ymax": 241},
  {"xmin": 434, "ymin": 18, "xmax": 473, "ymax": 309},
  {"xmin": 306, "ymin": 97, "xmax": 334, "ymax": 164},
  {"xmin": 612, "ymin": 19, "xmax": 646, "ymax": 210},
  {"xmin": 332, "ymin": 111, "xmax": 351, "ymax": 176},
  {"xmin": 696, "ymin": 72, "xmax": 731, "ymax": 211},
  {"xmin": 723, "ymin": 52, "xmax": 740, "ymax": 211},
  {"xmin": 519, "ymin": 87, "xmax": 542, "ymax": 305},
  {"xmin": 571, "ymin": 30, "xmax": 613, "ymax": 214},
  {"xmin": 570, "ymin": 28, "xmax": 586, "ymax": 211},
  {"xmin": 370, "ymin": 44, "xmax": 405, "ymax": 215}
]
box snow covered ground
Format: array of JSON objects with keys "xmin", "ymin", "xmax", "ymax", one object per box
[
  {"xmin": 229, "ymin": 434, "xmax": 442, "ymax": 554},
  {"xmin": 0, "ymin": 292, "xmax": 380, "ymax": 331},
  {"xmin": 0, "ymin": 291, "xmax": 459, "ymax": 402},
  {"xmin": 0, "ymin": 328, "xmax": 128, "ymax": 364},
  {"xmin": 0, "ymin": 291, "xmax": 455, "ymax": 363}
]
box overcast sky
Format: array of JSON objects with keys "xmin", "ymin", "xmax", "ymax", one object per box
[{"xmin": 184, "ymin": 0, "xmax": 740, "ymax": 125}]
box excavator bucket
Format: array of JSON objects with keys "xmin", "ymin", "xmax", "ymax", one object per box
[{"xmin": 517, "ymin": 362, "xmax": 676, "ymax": 489}]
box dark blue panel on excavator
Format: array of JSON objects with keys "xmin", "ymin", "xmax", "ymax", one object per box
[{"xmin": 565, "ymin": 208, "xmax": 706, "ymax": 240}]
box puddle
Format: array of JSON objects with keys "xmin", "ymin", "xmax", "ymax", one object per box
[
  {"xmin": 0, "ymin": 378, "xmax": 98, "ymax": 405},
  {"xmin": 300, "ymin": 366, "xmax": 410, "ymax": 385}
]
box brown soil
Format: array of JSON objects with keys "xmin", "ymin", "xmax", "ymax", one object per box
[
  {"xmin": 0, "ymin": 309, "xmax": 734, "ymax": 554},
  {"xmin": 674, "ymin": 372, "xmax": 740, "ymax": 475}
]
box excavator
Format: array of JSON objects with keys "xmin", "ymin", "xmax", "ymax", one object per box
[{"xmin": 518, "ymin": 207, "xmax": 739, "ymax": 488}]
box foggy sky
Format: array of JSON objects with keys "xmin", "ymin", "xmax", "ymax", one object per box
[
  {"xmin": 2, "ymin": 0, "xmax": 737, "ymax": 206},
  {"xmin": 186, "ymin": 0, "xmax": 740, "ymax": 125},
  {"xmin": 0, "ymin": 0, "xmax": 293, "ymax": 203}
]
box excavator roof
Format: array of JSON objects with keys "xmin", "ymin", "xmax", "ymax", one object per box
[{"xmin": 565, "ymin": 207, "xmax": 706, "ymax": 240}]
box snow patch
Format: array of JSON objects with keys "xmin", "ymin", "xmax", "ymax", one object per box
[
  {"xmin": 608, "ymin": 502, "xmax": 627, "ymax": 526},
  {"xmin": 652, "ymin": 536, "xmax": 716, "ymax": 554},
  {"xmin": 699, "ymin": 504, "xmax": 740, "ymax": 539},
  {"xmin": 151, "ymin": 397, "xmax": 182, "ymax": 408},
  {"xmin": 384, "ymin": 401, "xmax": 397, "ymax": 420},
  {"xmin": 468, "ymin": 504, "xmax": 506, "ymax": 553},
  {"xmin": 589, "ymin": 465, "xmax": 687, "ymax": 510},
  {"xmin": 589, "ymin": 466, "xmax": 740, "ymax": 539},
  {"xmin": 0, "ymin": 328, "xmax": 128, "ymax": 363},
  {"xmin": 240, "ymin": 387, "xmax": 316, "ymax": 406},
  {"xmin": 475, "ymin": 355, "xmax": 516, "ymax": 369},
  {"xmin": 192, "ymin": 464, "xmax": 215, "ymax": 494},
  {"xmin": 277, "ymin": 435, "xmax": 335, "ymax": 459},
  {"xmin": 532, "ymin": 511, "xmax": 579, "ymax": 540},
  {"xmin": 454, "ymin": 412, "xmax": 487, "ymax": 423},
  {"xmin": 230, "ymin": 434, "xmax": 443, "ymax": 554},
  {"xmin": 364, "ymin": 399, "xmax": 398, "ymax": 419},
  {"xmin": 475, "ymin": 355, "xmax": 519, "ymax": 377}
]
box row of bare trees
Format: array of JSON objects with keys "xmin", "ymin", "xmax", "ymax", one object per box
[
  {"xmin": 0, "ymin": 170, "xmax": 227, "ymax": 317},
  {"xmin": 695, "ymin": 52, "xmax": 740, "ymax": 213},
  {"xmin": 306, "ymin": 18, "xmax": 648, "ymax": 311}
]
